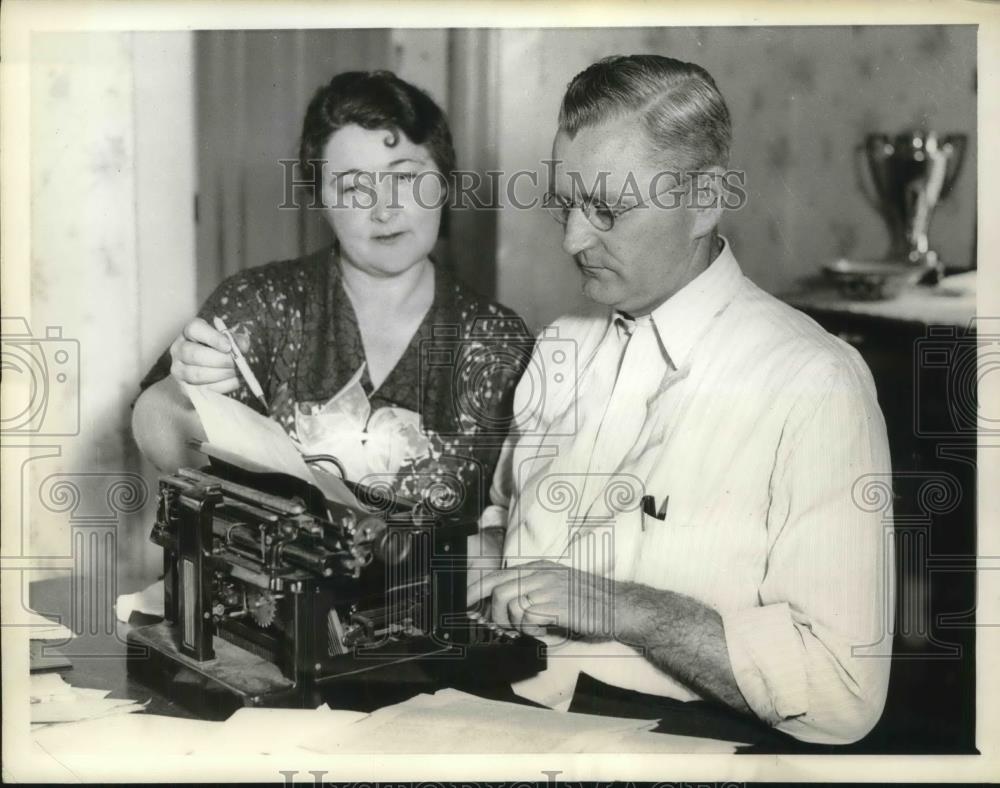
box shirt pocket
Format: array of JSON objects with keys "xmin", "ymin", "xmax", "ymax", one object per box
[
  {"xmin": 604, "ymin": 508, "xmax": 652, "ymax": 582},
  {"xmin": 630, "ymin": 504, "xmax": 726, "ymax": 601}
]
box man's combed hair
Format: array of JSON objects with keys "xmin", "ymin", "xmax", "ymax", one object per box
[
  {"xmin": 558, "ymin": 54, "xmax": 732, "ymax": 170},
  {"xmin": 299, "ymin": 70, "xmax": 456, "ymax": 178}
]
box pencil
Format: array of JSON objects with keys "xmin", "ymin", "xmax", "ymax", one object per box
[{"xmin": 212, "ymin": 316, "xmax": 268, "ymax": 408}]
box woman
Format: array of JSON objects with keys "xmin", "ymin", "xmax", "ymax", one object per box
[{"xmin": 132, "ymin": 71, "xmax": 532, "ymax": 514}]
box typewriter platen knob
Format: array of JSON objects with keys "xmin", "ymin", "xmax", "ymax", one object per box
[
  {"xmin": 355, "ymin": 515, "xmax": 385, "ymax": 545},
  {"xmin": 352, "ymin": 515, "xmax": 413, "ymax": 567},
  {"xmin": 347, "ymin": 515, "xmax": 387, "ymax": 568}
]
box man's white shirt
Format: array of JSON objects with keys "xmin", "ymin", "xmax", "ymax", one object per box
[{"xmin": 481, "ymin": 239, "xmax": 895, "ymax": 745}]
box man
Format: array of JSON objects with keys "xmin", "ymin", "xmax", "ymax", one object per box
[{"xmin": 468, "ymin": 55, "xmax": 894, "ymax": 745}]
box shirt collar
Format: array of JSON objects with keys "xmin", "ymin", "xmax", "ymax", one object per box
[{"xmin": 613, "ymin": 236, "xmax": 743, "ymax": 370}]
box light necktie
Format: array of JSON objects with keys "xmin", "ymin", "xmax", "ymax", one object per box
[
  {"xmin": 578, "ymin": 315, "xmax": 666, "ymax": 513},
  {"xmin": 509, "ymin": 314, "xmax": 665, "ymax": 566}
]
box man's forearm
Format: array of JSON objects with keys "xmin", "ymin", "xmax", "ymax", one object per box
[{"xmin": 614, "ymin": 582, "xmax": 753, "ymax": 717}]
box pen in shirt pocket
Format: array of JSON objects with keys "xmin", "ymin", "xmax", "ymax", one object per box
[
  {"xmin": 640, "ymin": 494, "xmax": 669, "ymax": 527},
  {"xmin": 212, "ymin": 316, "xmax": 268, "ymax": 408}
]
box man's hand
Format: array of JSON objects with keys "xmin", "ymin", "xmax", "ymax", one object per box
[
  {"xmin": 468, "ymin": 561, "xmax": 754, "ymax": 717},
  {"xmin": 466, "ymin": 560, "xmax": 620, "ymax": 640}
]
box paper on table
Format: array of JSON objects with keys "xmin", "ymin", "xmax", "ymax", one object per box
[
  {"xmin": 115, "ymin": 579, "xmax": 165, "ymax": 622},
  {"xmin": 30, "ymin": 672, "xmax": 143, "ymax": 725},
  {"xmin": 32, "ymin": 713, "xmax": 219, "ymax": 756},
  {"xmin": 301, "ymin": 688, "xmax": 661, "ymax": 754},
  {"xmin": 30, "ymin": 673, "xmax": 109, "ymax": 702},
  {"xmin": 31, "ymin": 698, "xmax": 147, "ymax": 724},
  {"xmin": 15, "ymin": 738, "xmax": 80, "ymax": 782},
  {"xmin": 65, "ymin": 688, "xmax": 112, "ymax": 700},
  {"xmin": 188, "ymin": 705, "xmax": 368, "ymax": 756},
  {"xmin": 30, "ymin": 673, "xmax": 75, "ymax": 699},
  {"xmin": 22, "ymin": 611, "xmax": 74, "ymax": 671},
  {"xmin": 183, "ymin": 383, "xmax": 361, "ymax": 509}
]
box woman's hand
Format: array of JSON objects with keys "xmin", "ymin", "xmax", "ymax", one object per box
[{"xmin": 168, "ymin": 317, "xmax": 249, "ymax": 393}]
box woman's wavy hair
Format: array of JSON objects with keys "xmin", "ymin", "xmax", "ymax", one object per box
[
  {"xmin": 299, "ymin": 70, "xmax": 456, "ymax": 186},
  {"xmin": 558, "ymin": 54, "xmax": 732, "ymax": 171}
]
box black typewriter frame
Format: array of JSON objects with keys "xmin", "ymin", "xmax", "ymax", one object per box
[{"xmin": 126, "ymin": 458, "xmax": 544, "ymax": 717}]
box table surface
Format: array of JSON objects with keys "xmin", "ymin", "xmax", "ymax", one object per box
[
  {"xmin": 26, "ymin": 575, "xmax": 846, "ymax": 754},
  {"xmin": 29, "ymin": 576, "xmax": 200, "ymax": 720},
  {"xmin": 783, "ymin": 270, "xmax": 977, "ymax": 328}
]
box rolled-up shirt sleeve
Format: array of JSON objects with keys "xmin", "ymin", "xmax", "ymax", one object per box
[{"xmin": 722, "ymin": 356, "xmax": 895, "ymax": 745}]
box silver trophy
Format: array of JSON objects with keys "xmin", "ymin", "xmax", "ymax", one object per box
[
  {"xmin": 826, "ymin": 130, "xmax": 966, "ymax": 299},
  {"xmin": 862, "ymin": 130, "xmax": 966, "ymax": 271}
]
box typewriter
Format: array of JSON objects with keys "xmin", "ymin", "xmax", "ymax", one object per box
[{"xmin": 126, "ymin": 447, "xmax": 545, "ymax": 718}]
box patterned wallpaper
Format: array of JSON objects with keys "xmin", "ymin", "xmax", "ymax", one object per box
[
  {"xmin": 29, "ymin": 32, "xmax": 143, "ymax": 567},
  {"xmin": 495, "ymin": 26, "xmax": 977, "ymax": 331}
]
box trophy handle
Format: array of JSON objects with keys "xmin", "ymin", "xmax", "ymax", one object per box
[
  {"xmin": 940, "ymin": 134, "xmax": 967, "ymax": 199},
  {"xmin": 855, "ymin": 140, "xmax": 885, "ymax": 210}
]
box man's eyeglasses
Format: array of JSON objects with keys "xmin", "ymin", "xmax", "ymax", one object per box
[{"xmin": 541, "ymin": 181, "xmax": 687, "ymax": 232}]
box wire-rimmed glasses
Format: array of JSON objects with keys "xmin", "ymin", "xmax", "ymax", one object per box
[{"xmin": 542, "ymin": 179, "xmax": 688, "ymax": 232}]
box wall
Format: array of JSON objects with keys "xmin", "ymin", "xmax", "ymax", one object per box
[
  {"xmin": 495, "ymin": 26, "xmax": 978, "ymax": 331},
  {"xmin": 194, "ymin": 30, "xmax": 396, "ymax": 300},
  {"xmin": 23, "ymin": 32, "xmax": 196, "ymax": 590}
]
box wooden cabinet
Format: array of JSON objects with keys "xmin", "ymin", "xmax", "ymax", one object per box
[{"xmin": 784, "ymin": 277, "xmax": 977, "ymax": 752}]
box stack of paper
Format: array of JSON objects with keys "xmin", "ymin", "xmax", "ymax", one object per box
[
  {"xmin": 31, "ymin": 704, "xmax": 367, "ymax": 766},
  {"xmin": 30, "ymin": 673, "xmax": 146, "ymax": 726},
  {"xmin": 299, "ymin": 687, "xmax": 711, "ymax": 753},
  {"xmin": 187, "ymin": 705, "xmax": 368, "ymax": 756},
  {"xmin": 29, "ymin": 687, "xmax": 740, "ymax": 757},
  {"xmin": 32, "ymin": 713, "xmax": 220, "ymax": 759},
  {"xmin": 20, "ymin": 608, "xmax": 75, "ymax": 672}
]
